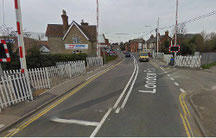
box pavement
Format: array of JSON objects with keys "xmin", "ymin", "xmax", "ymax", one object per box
[
  {"xmin": 0, "ymin": 53, "xmax": 203, "ymax": 137},
  {"xmin": 0, "ymin": 54, "xmax": 123, "ymax": 134},
  {"xmin": 152, "ymin": 58, "xmax": 216, "ymax": 137}
]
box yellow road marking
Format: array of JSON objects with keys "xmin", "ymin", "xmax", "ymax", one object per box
[
  {"xmin": 179, "ymin": 93, "xmax": 194, "ymax": 137},
  {"xmin": 180, "ymin": 113, "xmax": 191, "ymax": 137},
  {"xmin": 5, "ymin": 59, "xmax": 124, "ymax": 137},
  {"xmin": 179, "ymin": 93, "xmax": 188, "ymax": 116},
  {"xmin": 184, "ymin": 114, "xmax": 193, "ymax": 137},
  {"xmin": 182, "ymin": 93, "xmax": 191, "ymax": 117}
]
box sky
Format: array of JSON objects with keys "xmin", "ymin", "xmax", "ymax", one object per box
[{"xmin": 0, "ymin": 0, "xmax": 216, "ymax": 43}]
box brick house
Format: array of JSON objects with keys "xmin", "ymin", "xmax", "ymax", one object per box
[
  {"xmin": 129, "ymin": 38, "xmax": 145, "ymax": 52},
  {"xmin": 46, "ymin": 10, "xmax": 97, "ymax": 55},
  {"xmin": 144, "ymin": 31, "xmax": 172, "ymax": 53}
]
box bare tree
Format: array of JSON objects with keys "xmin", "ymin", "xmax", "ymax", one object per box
[
  {"xmin": 171, "ymin": 23, "xmax": 187, "ymax": 35},
  {"xmin": 0, "ymin": 24, "xmax": 16, "ymax": 36}
]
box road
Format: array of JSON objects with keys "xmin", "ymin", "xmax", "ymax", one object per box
[{"xmin": 1, "ymin": 53, "xmax": 199, "ymax": 137}]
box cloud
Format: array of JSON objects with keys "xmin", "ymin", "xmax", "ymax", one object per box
[{"xmin": 0, "ymin": 0, "xmax": 216, "ymax": 42}]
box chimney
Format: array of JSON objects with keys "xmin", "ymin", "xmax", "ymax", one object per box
[
  {"xmin": 150, "ymin": 35, "xmax": 154, "ymax": 38},
  {"xmin": 165, "ymin": 31, "xmax": 169, "ymax": 36},
  {"xmin": 61, "ymin": 10, "xmax": 69, "ymax": 34},
  {"xmin": 81, "ymin": 19, "xmax": 89, "ymax": 26}
]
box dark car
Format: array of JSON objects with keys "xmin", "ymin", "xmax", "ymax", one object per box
[{"xmin": 125, "ymin": 52, "xmax": 131, "ymax": 58}]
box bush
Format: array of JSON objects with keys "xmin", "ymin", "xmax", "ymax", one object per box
[
  {"xmin": 2, "ymin": 45, "xmax": 88, "ymax": 70},
  {"xmin": 105, "ymin": 55, "xmax": 118, "ymax": 63}
]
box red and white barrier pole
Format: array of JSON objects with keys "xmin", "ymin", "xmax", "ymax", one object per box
[
  {"xmin": 14, "ymin": 0, "xmax": 28, "ymax": 76},
  {"xmin": 96, "ymin": 0, "xmax": 100, "ymax": 57}
]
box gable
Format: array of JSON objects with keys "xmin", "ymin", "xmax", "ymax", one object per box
[{"xmin": 62, "ymin": 21, "xmax": 89, "ymax": 41}]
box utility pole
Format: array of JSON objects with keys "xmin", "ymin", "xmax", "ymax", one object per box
[
  {"xmin": 156, "ymin": 17, "xmax": 159, "ymax": 57},
  {"xmin": 14, "ymin": 0, "xmax": 28, "ymax": 77},
  {"xmin": 96, "ymin": 0, "xmax": 100, "ymax": 57}
]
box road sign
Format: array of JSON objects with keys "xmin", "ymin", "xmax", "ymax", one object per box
[
  {"xmin": 0, "ymin": 40, "xmax": 11, "ymax": 62},
  {"xmin": 169, "ymin": 45, "xmax": 180, "ymax": 53}
]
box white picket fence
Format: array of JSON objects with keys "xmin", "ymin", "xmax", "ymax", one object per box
[
  {"xmin": 163, "ymin": 54, "xmax": 173, "ymax": 64},
  {"xmin": 0, "ymin": 74, "xmax": 33, "ymax": 111},
  {"xmin": 152, "ymin": 52, "xmax": 164, "ymax": 59},
  {"xmin": 0, "ymin": 60, "xmax": 86, "ymax": 111},
  {"xmin": 175, "ymin": 56, "xmax": 202, "ymax": 68},
  {"xmin": 3, "ymin": 61, "xmax": 86, "ymax": 90},
  {"xmin": 86, "ymin": 56, "xmax": 103, "ymax": 68}
]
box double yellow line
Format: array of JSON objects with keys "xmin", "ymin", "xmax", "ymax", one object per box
[
  {"xmin": 179, "ymin": 93, "xmax": 193, "ymax": 137},
  {"xmin": 5, "ymin": 59, "xmax": 124, "ymax": 137}
]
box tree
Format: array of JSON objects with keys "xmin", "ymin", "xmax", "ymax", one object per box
[{"xmin": 161, "ymin": 40, "xmax": 170, "ymax": 54}]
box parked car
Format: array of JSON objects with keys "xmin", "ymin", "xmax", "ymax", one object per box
[
  {"xmin": 139, "ymin": 52, "xmax": 149, "ymax": 62},
  {"xmin": 125, "ymin": 52, "xmax": 131, "ymax": 58}
]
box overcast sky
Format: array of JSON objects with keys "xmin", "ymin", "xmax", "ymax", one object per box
[{"xmin": 0, "ymin": 0, "xmax": 216, "ymax": 42}]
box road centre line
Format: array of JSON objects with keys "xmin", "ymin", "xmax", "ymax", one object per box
[
  {"xmin": 50, "ymin": 118, "xmax": 99, "ymax": 126},
  {"xmin": 164, "ymin": 71, "xmax": 167, "ymax": 74},
  {"xmin": 5, "ymin": 59, "xmax": 124, "ymax": 137},
  {"xmin": 120, "ymin": 62, "xmax": 139, "ymax": 109},
  {"xmin": 115, "ymin": 107, "xmax": 121, "ymax": 114},
  {"xmin": 167, "ymin": 74, "xmax": 171, "ymax": 77},
  {"xmin": 174, "ymin": 82, "xmax": 180, "ymax": 86},
  {"xmin": 113, "ymin": 56, "xmax": 137, "ymax": 109},
  {"xmin": 90, "ymin": 108, "xmax": 112, "ymax": 137},
  {"xmin": 170, "ymin": 77, "xmax": 175, "ymax": 81},
  {"xmin": 90, "ymin": 56, "xmax": 138, "ymax": 137}
]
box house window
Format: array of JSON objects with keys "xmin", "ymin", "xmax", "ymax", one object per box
[{"xmin": 72, "ymin": 37, "xmax": 79, "ymax": 43}]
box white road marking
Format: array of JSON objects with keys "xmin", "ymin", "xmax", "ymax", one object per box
[
  {"xmin": 115, "ymin": 107, "xmax": 121, "ymax": 114},
  {"xmin": 167, "ymin": 74, "xmax": 171, "ymax": 77},
  {"xmin": 174, "ymin": 82, "xmax": 180, "ymax": 86},
  {"xmin": 0, "ymin": 124, "xmax": 5, "ymax": 129},
  {"xmin": 170, "ymin": 77, "xmax": 175, "ymax": 81},
  {"xmin": 138, "ymin": 89, "xmax": 156, "ymax": 94},
  {"xmin": 113, "ymin": 57, "xmax": 137, "ymax": 109},
  {"xmin": 87, "ymin": 70, "xmax": 93, "ymax": 74},
  {"xmin": 120, "ymin": 62, "xmax": 139, "ymax": 109},
  {"xmin": 180, "ymin": 88, "xmax": 186, "ymax": 93},
  {"xmin": 161, "ymin": 68, "xmax": 165, "ymax": 71},
  {"xmin": 8, "ymin": 128, "xmax": 17, "ymax": 133},
  {"xmin": 90, "ymin": 108, "xmax": 112, "ymax": 137},
  {"xmin": 51, "ymin": 118, "xmax": 99, "ymax": 126},
  {"xmin": 164, "ymin": 71, "xmax": 167, "ymax": 74}
]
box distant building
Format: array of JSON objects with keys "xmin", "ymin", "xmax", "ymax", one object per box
[
  {"xmin": 129, "ymin": 38, "xmax": 145, "ymax": 52},
  {"xmin": 145, "ymin": 31, "xmax": 172, "ymax": 53},
  {"xmin": 46, "ymin": 10, "xmax": 97, "ymax": 56}
]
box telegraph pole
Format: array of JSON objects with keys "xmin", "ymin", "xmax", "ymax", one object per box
[{"xmin": 14, "ymin": 0, "xmax": 28, "ymax": 76}]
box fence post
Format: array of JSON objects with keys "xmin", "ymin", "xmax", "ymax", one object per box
[{"xmin": 45, "ymin": 68, "xmax": 51, "ymax": 89}]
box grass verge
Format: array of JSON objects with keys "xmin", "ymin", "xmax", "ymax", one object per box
[{"xmin": 201, "ymin": 62, "xmax": 216, "ymax": 69}]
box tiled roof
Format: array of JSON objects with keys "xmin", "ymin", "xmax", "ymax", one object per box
[
  {"xmin": 46, "ymin": 22, "xmax": 96, "ymax": 42},
  {"xmin": 45, "ymin": 24, "xmax": 64, "ymax": 37}
]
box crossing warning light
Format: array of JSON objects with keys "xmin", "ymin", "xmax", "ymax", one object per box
[{"xmin": 169, "ymin": 45, "xmax": 180, "ymax": 53}]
